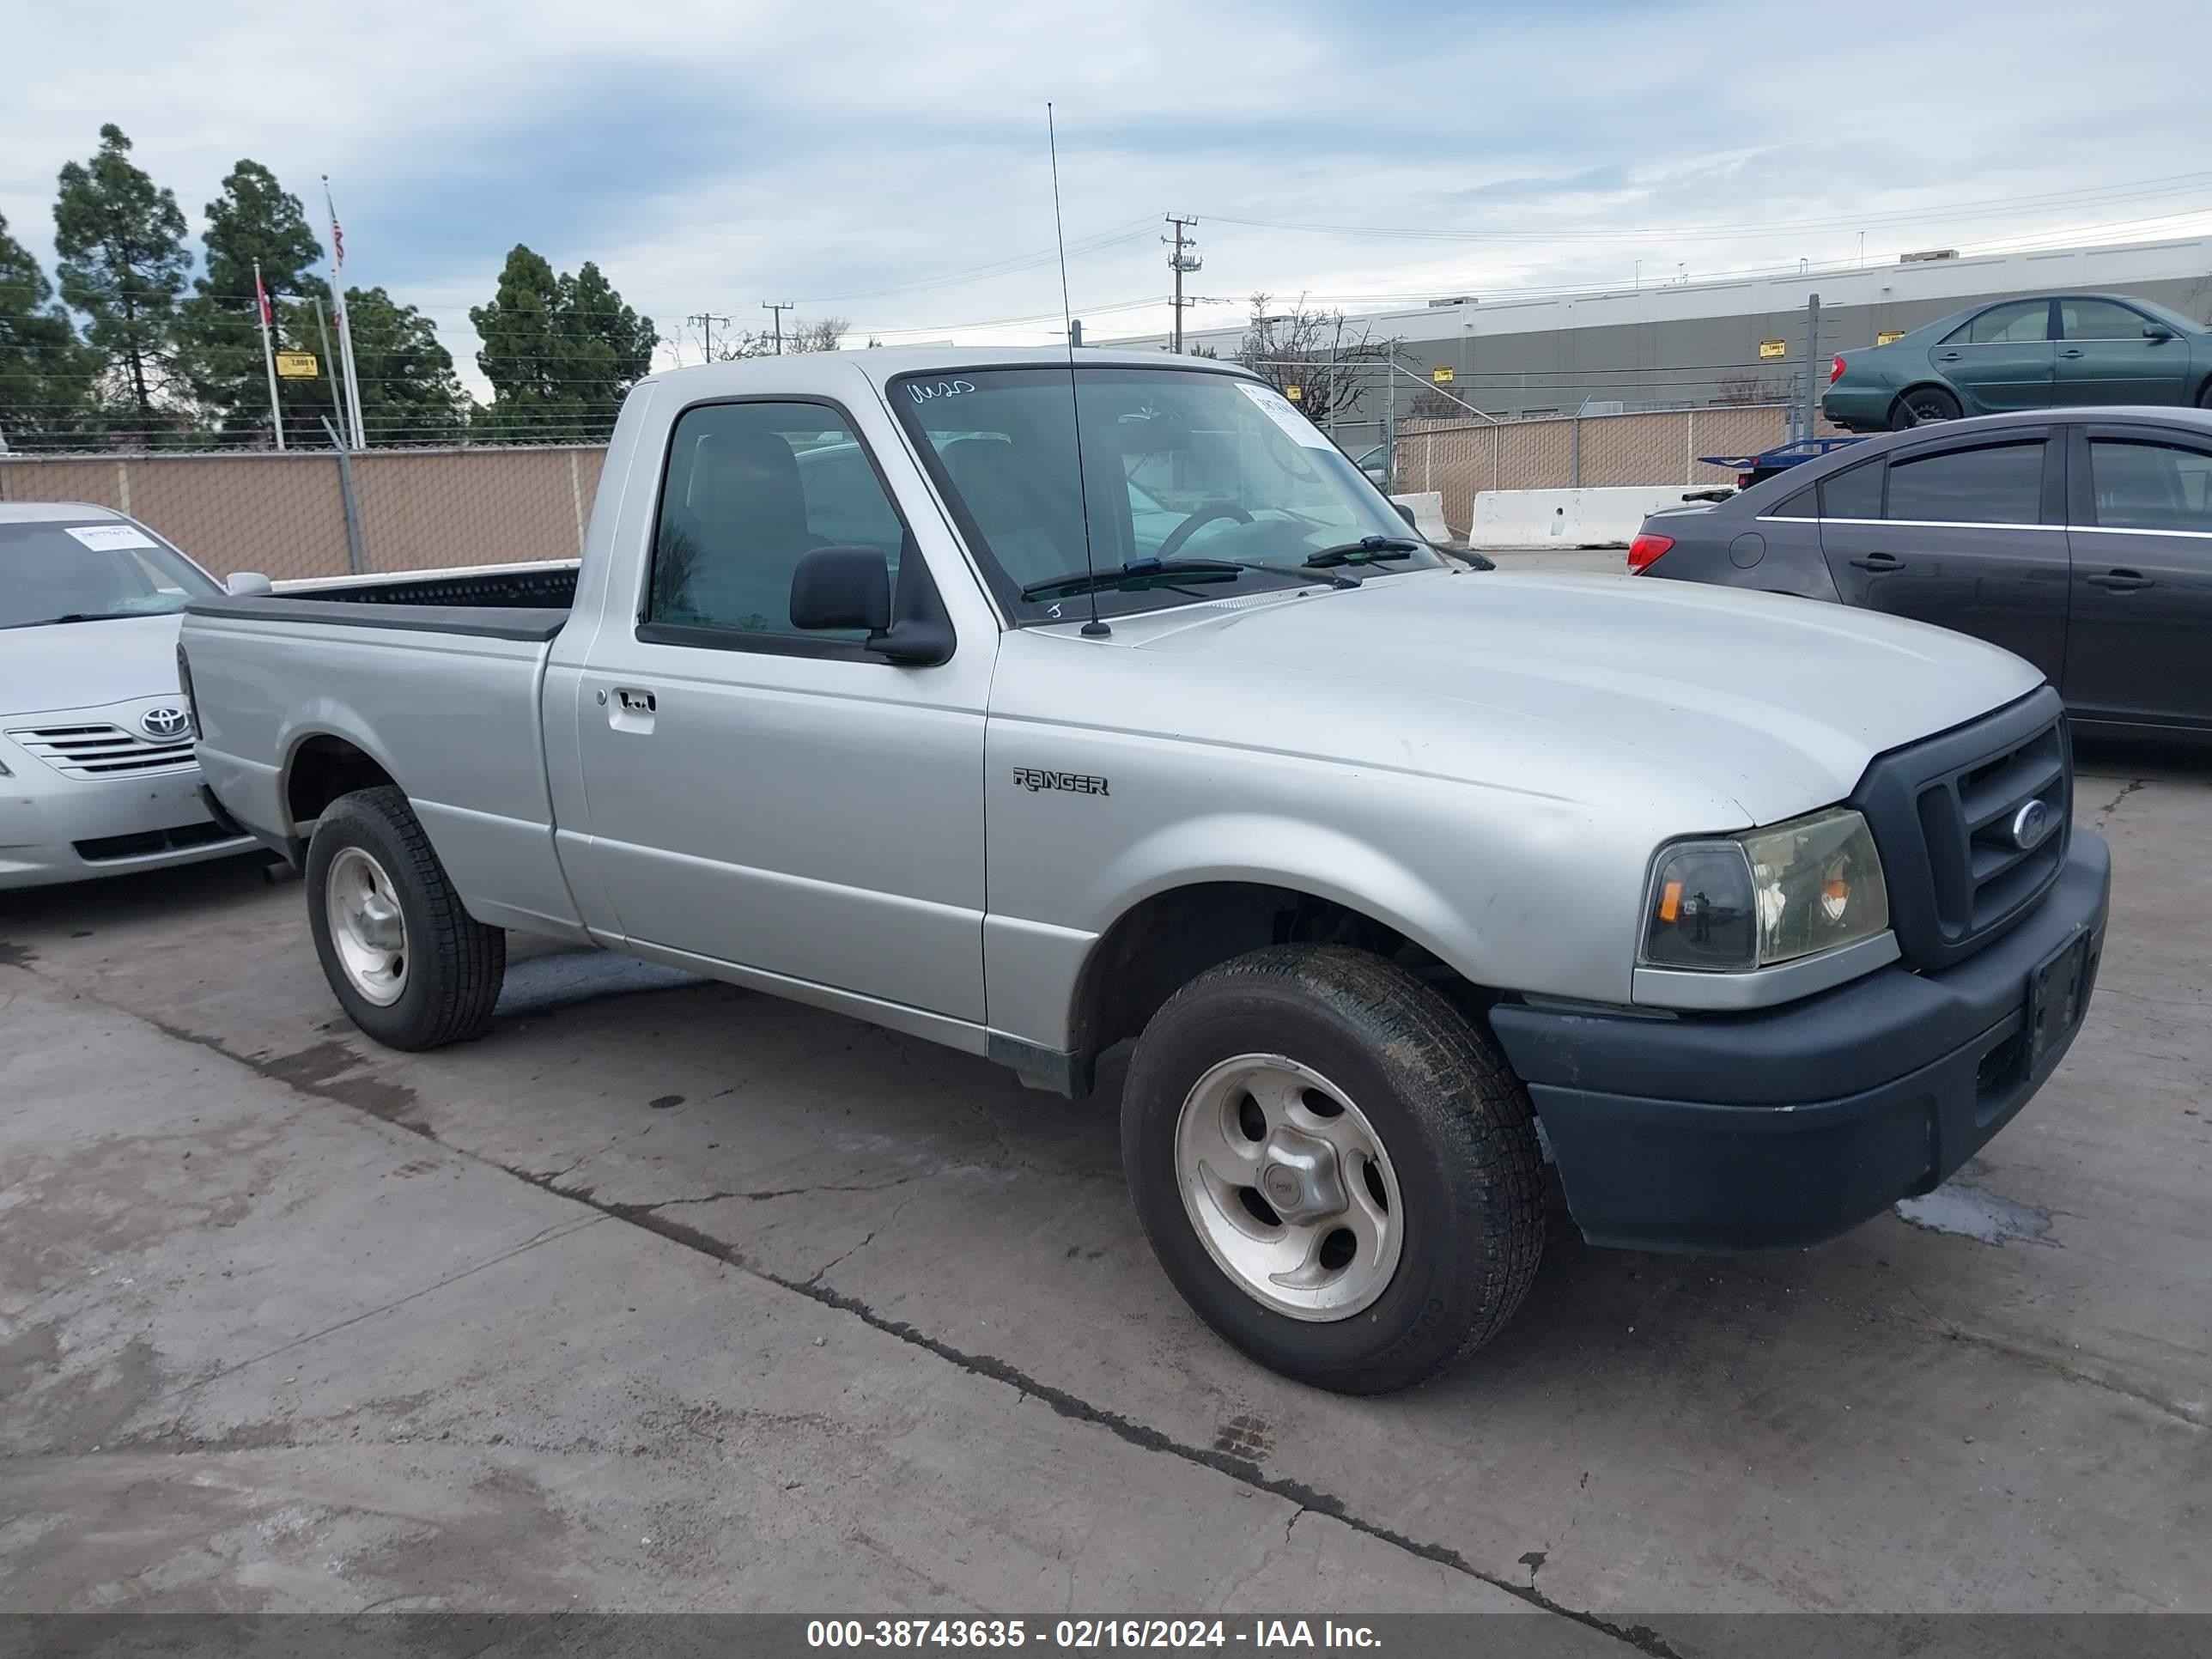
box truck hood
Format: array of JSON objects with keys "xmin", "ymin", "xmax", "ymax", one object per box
[
  {"xmin": 1108, "ymin": 568, "xmax": 2043, "ymax": 824},
  {"xmin": 1, "ymin": 612, "xmax": 185, "ymax": 719}
]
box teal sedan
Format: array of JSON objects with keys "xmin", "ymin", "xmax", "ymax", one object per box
[{"xmin": 1822, "ymin": 292, "xmax": 2212, "ymax": 432}]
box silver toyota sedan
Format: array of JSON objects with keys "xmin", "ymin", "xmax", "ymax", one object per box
[{"xmin": 1, "ymin": 501, "xmax": 256, "ymax": 890}]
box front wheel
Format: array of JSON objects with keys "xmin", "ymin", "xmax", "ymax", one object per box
[
  {"xmin": 1121, "ymin": 945, "xmax": 1545, "ymax": 1394},
  {"xmin": 1891, "ymin": 386, "xmax": 1961, "ymax": 429},
  {"xmin": 305, "ymin": 785, "xmax": 506, "ymax": 1051}
]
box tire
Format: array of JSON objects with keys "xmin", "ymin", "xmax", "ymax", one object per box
[
  {"xmin": 305, "ymin": 785, "xmax": 506, "ymax": 1051},
  {"xmin": 1121, "ymin": 945, "xmax": 1545, "ymax": 1395},
  {"xmin": 2197, "ymin": 378, "xmax": 2212, "ymax": 409},
  {"xmin": 1890, "ymin": 386, "xmax": 1961, "ymax": 429}
]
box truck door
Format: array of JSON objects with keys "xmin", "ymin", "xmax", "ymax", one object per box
[
  {"xmin": 2063, "ymin": 423, "xmax": 2212, "ymax": 731},
  {"xmin": 1817, "ymin": 427, "xmax": 2070, "ymax": 683},
  {"xmin": 569, "ymin": 396, "xmax": 989, "ymax": 1022}
]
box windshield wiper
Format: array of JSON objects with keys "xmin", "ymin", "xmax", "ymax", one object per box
[
  {"xmin": 2, "ymin": 611, "xmax": 133, "ymax": 630},
  {"xmin": 1299, "ymin": 535, "xmax": 1426, "ymax": 568},
  {"xmin": 1021, "ymin": 556, "xmax": 1357, "ymax": 602}
]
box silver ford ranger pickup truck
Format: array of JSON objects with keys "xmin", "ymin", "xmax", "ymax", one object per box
[{"xmin": 181, "ymin": 348, "xmax": 2109, "ymax": 1393}]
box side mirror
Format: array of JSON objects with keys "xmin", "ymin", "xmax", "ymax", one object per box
[
  {"xmin": 1394, "ymin": 501, "xmax": 1419, "ymax": 530},
  {"xmin": 2143, "ymin": 324, "xmax": 2174, "ymax": 340},
  {"xmin": 226, "ymin": 572, "xmax": 274, "ymax": 596},
  {"xmin": 789, "ymin": 545, "xmax": 890, "ymax": 633}
]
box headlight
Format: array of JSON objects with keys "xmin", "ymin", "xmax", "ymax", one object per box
[{"xmin": 1644, "ymin": 807, "xmax": 1888, "ymax": 973}]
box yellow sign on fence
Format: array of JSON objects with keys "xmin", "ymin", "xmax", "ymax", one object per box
[
  {"xmin": 1431, "ymin": 365, "xmax": 1455, "ymax": 384},
  {"xmin": 1876, "ymin": 330, "xmax": 1905, "ymax": 346},
  {"xmin": 1284, "ymin": 385, "xmax": 1303, "ymax": 402},
  {"xmin": 1758, "ymin": 339, "xmax": 1787, "ymax": 360},
  {"xmin": 275, "ymin": 351, "xmax": 319, "ymax": 378}
]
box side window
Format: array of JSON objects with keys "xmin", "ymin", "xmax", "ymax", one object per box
[
  {"xmin": 1770, "ymin": 489, "xmax": 1815, "ymax": 519},
  {"xmin": 1819, "ymin": 460, "xmax": 1884, "ymax": 520},
  {"xmin": 648, "ymin": 403, "xmax": 903, "ymax": 642},
  {"xmin": 1966, "ymin": 301, "xmax": 2051, "ymax": 345},
  {"xmin": 1885, "ymin": 442, "xmax": 2045, "ymax": 525},
  {"xmin": 2060, "ymin": 300, "xmax": 2148, "ymax": 341},
  {"xmin": 2087, "ymin": 439, "xmax": 2212, "ymax": 532}
]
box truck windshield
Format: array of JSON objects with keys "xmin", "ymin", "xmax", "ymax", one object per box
[
  {"xmin": 890, "ymin": 365, "xmax": 1442, "ymax": 623},
  {"xmin": 0, "ymin": 520, "xmax": 219, "ymax": 630}
]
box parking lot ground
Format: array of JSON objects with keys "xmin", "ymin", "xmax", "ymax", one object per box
[{"xmin": 3, "ymin": 740, "xmax": 2208, "ymax": 1631}]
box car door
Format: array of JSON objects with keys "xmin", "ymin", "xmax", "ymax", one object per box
[
  {"xmin": 2054, "ymin": 298, "xmax": 2191, "ymax": 407},
  {"xmin": 1930, "ymin": 299, "xmax": 2057, "ymax": 414},
  {"xmin": 570, "ymin": 395, "xmax": 989, "ymax": 1021},
  {"xmin": 2062, "ymin": 423, "xmax": 2212, "ymax": 731},
  {"xmin": 1816, "ymin": 428, "xmax": 2070, "ymax": 681}
]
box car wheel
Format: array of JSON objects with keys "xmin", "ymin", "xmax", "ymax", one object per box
[
  {"xmin": 1121, "ymin": 944, "xmax": 1545, "ymax": 1394},
  {"xmin": 1891, "ymin": 386, "xmax": 1962, "ymax": 429},
  {"xmin": 305, "ymin": 785, "xmax": 506, "ymax": 1051},
  {"xmin": 2197, "ymin": 378, "xmax": 2212, "ymax": 409}
]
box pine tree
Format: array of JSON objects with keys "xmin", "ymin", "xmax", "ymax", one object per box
[
  {"xmin": 471, "ymin": 245, "xmax": 656, "ymax": 441},
  {"xmin": 179, "ymin": 159, "xmax": 330, "ymax": 444},
  {"xmin": 52, "ymin": 124, "xmax": 190, "ymax": 438},
  {"xmin": 0, "ymin": 211, "xmax": 103, "ymax": 449}
]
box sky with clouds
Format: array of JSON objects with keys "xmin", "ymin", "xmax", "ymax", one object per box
[{"xmin": 6, "ymin": 0, "xmax": 2211, "ymax": 397}]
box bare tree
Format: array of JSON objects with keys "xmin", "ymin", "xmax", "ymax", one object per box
[
  {"xmin": 1235, "ymin": 293, "xmax": 1404, "ymax": 428},
  {"xmin": 715, "ymin": 314, "xmax": 850, "ymax": 359}
]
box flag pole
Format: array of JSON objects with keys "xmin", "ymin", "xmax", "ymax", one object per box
[
  {"xmin": 312, "ymin": 296, "xmax": 348, "ymax": 448},
  {"xmin": 254, "ymin": 260, "xmax": 286, "ymax": 452},
  {"xmin": 323, "ymin": 175, "xmax": 368, "ymax": 448}
]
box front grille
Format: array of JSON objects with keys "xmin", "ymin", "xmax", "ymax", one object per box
[
  {"xmin": 74, "ymin": 820, "xmax": 242, "ymax": 863},
  {"xmin": 5, "ymin": 722, "xmax": 195, "ymax": 779},
  {"xmin": 1852, "ymin": 687, "xmax": 2071, "ymax": 971}
]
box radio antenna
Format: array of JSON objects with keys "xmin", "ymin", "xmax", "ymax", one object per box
[{"xmin": 1048, "ymin": 101, "xmax": 1109, "ymax": 639}]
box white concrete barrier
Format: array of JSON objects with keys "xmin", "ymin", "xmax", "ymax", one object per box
[
  {"xmin": 1470, "ymin": 486, "xmax": 1728, "ymax": 550},
  {"xmin": 1389, "ymin": 490, "xmax": 1450, "ymax": 544}
]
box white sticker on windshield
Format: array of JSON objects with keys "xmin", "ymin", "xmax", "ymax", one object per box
[
  {"xmin": 64, "ymin": 523, "xmax": 156, "ymax": 551},
  {"xmin": 1237, "ymin": 380, "xmax": 1334, "ymax": 449}
]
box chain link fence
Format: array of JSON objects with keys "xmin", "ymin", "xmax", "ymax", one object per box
[{"xmin": 0, "ymin": 443, "xmax": 605, "ymax": 582}]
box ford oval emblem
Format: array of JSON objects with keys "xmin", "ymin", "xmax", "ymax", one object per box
[
  {"xmin": 141, "ymin": 705, "xmax": 191, "ymax": 741},
  {"xmin": 2008, "ymin": 799, "xmax": 2055, "ymax": 852}
]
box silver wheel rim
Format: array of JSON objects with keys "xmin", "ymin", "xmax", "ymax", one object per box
[
  {"xmin": 1171, "ymin": 1053, "xmax": 1405, "ymax": 1322},
  {"xmin": 325, "ymin": 846, "xmax": 409, "ymax": 1007}
]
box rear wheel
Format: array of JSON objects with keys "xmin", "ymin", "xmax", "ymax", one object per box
[
  {"xmin": 306, "ymin": 785, "xmax": 505, "ymax": 1051},
  {"xmin": 1121, "ymin": 945, "xmax": 1546, "ymax": 1394},
  {"xmin": 1891, "ymin": 386, "xmax": 1961, "ymax": 429}
]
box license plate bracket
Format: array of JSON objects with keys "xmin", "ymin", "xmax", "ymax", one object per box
[{"xmin": 2026, "ymin": 927, "xmax": 2097, "ymax": 1072}]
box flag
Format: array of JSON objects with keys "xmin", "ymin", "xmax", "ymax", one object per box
[{"xmin": 255, "ymin": 268, "xmax": 272, "ymax": 328}]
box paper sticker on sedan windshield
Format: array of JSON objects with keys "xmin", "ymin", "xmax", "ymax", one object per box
[
  {"xmin": 64, "ymin": 524, "xmax": 157, "ymax": 551},
  {"xmin": 1237, "ymin": 381, "xmax": 1333, "ymax": 449}
]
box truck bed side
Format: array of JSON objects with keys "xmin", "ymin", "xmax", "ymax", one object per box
[{"xmin": 185, "ymin": 590, "xmax": 589, "ymax": 941}]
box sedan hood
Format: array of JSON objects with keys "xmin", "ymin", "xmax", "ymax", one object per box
[
  {"xmin": 1109, "ymin": 568, "xmax": 2043, "ymax": 824},
  {"xmin": 1, "ymin": 612, "xmax": 186, "ymax": 719}
]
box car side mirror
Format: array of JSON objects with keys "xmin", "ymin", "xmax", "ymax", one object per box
[
  {"xmin": 1394, "ymin": 501, "xmax": 1419, "ymax": 530},
  {"xmin": 2143, "ymin": 324, "xmax": 2173, "ymax": 340},
  {"xmin": 789, "ymin": 545, "xmax": 891, "ymax": 633},
  {"xmin": 226, "ymin": 572, "xmax": 274, "ymax": 596}
]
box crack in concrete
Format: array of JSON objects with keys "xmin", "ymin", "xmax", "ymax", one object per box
[
  {"xmin": 641, "ymin": 1173, "xmax": 929, "ymax": 1210},
  {"xmin": 2093, "ymin": 777, "xmax": 2148, "ymax": 830}
]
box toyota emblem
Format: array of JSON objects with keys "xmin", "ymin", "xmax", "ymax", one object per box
[{"xmin": 141, "ymin": 705, "xmax": 191, "ymax": 741}]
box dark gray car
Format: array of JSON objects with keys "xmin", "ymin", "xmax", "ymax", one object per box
[{"xmin": 1631, "ymin": 407, "xmax": 2212, "ymax": 738}]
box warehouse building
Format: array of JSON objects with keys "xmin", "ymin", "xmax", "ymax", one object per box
[{"xmin": 1119, "ymin": 234, "xmax": 2212, "ymax": 423}]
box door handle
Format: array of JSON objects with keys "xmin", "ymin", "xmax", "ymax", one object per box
[
  {"xmin": 1849, "ymin": 551, "xmax": 1903, "ymax": 571},
  {"xmin": 2085, "ymin": 569, "xmax": 2153, "ymax": 592},
  {"xmin": 2059, "ymin": 348, "xmax": 2085, "ymax": 359},
  {"xmin": 1935, "ymin": 351, "xmax": 1962, "ymax": 362},
  {"xmin": 616, "ymin": 687, "xmax": 658, "ymax": 713}
]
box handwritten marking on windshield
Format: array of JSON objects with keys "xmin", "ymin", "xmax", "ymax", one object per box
[{"xmin": 908, "ymin": 380, "xmax": 976, "ymax": 404}]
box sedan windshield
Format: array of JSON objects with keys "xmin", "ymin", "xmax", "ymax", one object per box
[
  {"xmin": 0, "ymin": 520, "xmax": 219, "ymax": 630},
  {"xmin": 890, "ymin": 365, "xmax": 1442, "ymax": 623}
]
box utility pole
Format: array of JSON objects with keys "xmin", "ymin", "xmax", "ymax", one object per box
[
  {"xmin": 687, "ymin": 312, "xmax": 732, "ymax": 363},
  {"xmin": 762, "ymin": 300, "xmax": 795, "ymax": 355},
  {"xmin": 1164, "ymin": 215, "xmax": 1201, "ymax": 353}
]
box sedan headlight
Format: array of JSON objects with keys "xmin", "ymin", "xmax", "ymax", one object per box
[{"xmin": 1643, "ymin": 807, "xmax": 1889, "ymax": 974}]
